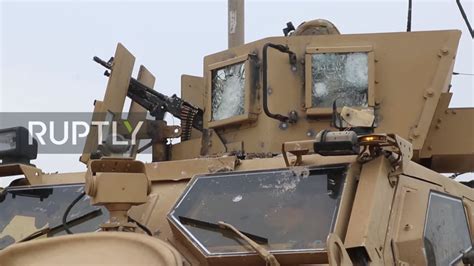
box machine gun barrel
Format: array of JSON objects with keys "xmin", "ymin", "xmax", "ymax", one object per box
[{"xmin": 93, "ymin": 56, "xmax": 204, "ymax": 136}]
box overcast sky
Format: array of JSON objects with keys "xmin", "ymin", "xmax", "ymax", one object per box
[{"xmin": 0, "ymin": 0, "xmax": 473, "ymax": 184}]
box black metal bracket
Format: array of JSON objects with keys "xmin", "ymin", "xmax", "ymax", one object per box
[
  {"xmin": 262, "ymin": 43, "xmax": 297, "ymax": 123},
  {"xmin": 283, "ymin": 22, "xmax": 295, "ymax": 36}
]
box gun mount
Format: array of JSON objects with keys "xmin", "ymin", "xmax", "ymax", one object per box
[
  {"xmin": 93, "ymin": 56, "xmax": 204, "ymax": 137},
  {"xmin": 85, "ymin": 29, "xmax": 473, "ymax": 173}
]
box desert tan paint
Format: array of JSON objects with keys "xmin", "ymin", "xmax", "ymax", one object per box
[
  {"xmin": 1, "ymin": 28, "xmax": 473, "ymax": 266},
  {"xmin": 199, "ymin": 30, "xmax": 469, "ymax": 172},
  {"xmin": 80, "ymin": 43, "xmax": 135, "ymax": 164},
  {"xmin": 2, "ymin": 153, "xmax": 473, "ymax": 265},
  {"xmin": 0, "ymin": 232, "xmax": 183, "ymax": 266},
  {"xmin": 128, "ymin": 65, "xmax": 156, "ymax": 159}
]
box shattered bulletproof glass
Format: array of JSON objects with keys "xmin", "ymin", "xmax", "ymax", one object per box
[
  {"xmin": 211, "ymin": 62, "xmax": 245, "ymax": 121},
  {"xmin": 311, "ymin": 52, "xmax": 369, "ymax": 108}
]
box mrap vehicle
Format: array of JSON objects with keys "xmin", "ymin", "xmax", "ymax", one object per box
[{"xmin": 0, "ymin": 1, "xmax": 473, "ymax": 265}]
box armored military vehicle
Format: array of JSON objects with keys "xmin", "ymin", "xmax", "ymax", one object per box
[{"xmin": 1, "ymin": 1, "xmax": 473, "ymax": 265}]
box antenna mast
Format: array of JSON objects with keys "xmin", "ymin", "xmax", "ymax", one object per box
[
  {"xmin": 456, "ymin": 0, "xmax": 474, "ymax": 38},
  {"xmin": 228, "ymin": 0, "xmax": 245, "ymax": 48},
  {"xmin": 406, "ymin": 0, "xmax": 413, "ymax": 32}
]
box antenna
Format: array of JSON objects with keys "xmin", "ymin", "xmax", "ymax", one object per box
[
  {"xmin": 228, "ymin": 0, "xmax": 245, "ymax": 48},
  {"xmin": 456, "ymin": 0, "xmax": 474, "ymax": 39},
  {"xmin": 406, "ymin": 0, "xmax": 413, "ymax": 32}
]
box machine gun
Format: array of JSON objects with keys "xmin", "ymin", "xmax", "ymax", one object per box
[{"xmin": 93, "ymin": 56, "xmax": 203, "ymax": 141}]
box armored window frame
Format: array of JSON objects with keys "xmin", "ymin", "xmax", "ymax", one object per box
[
  {"xmin": 167, "ymin": 164, "xmax": 357, "ymax": 264},
  {"xmin": 423, "ymin": 190, "xmax": 472, "ymax": 265},
  {"xmin": 0, "ymin": 183, "xmax": 109, "ymax": 250},
  {"xmin": 304, "ymin": 46, "xmax": 375, "ymax": 116},
  {"xmin": 206, "ymin": 55, "xmax": 256, "ymax": 129}
]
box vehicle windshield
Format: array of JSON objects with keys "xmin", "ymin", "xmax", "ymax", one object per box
[
  {"xmin": 169, "ymin": 165, "xmax": 348, "ymax": 256},
  {"xmin": 0, "ymin": 184, "xmax": 108, "ymax": 250}
]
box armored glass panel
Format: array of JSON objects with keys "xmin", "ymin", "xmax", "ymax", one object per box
[
  {"xmin": 0, "ymin": 184, "xmax": 108, "ymax": 250},
  {"xmin": 169, "ymin": 165, "xmax": 347, "ymax": 256},
  {"xmin": 211, "ymin": 62, "xmax": 245, "ymax": 121},
  {"xmin": 423, "ymin": 192, "xmax": 472, "ymax": 265},
  {"xmin": 311, "ymin": 52, "xmax": 368, "ymax": 108}
]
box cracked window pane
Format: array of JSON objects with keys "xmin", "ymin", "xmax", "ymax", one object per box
[
  {"xmin": 311, "ymin": 52, "xmax": 368, "ymax": 108},
  {"xmin": 211, "ymin": 62, "xmax": 245, "ymax": 121}
]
